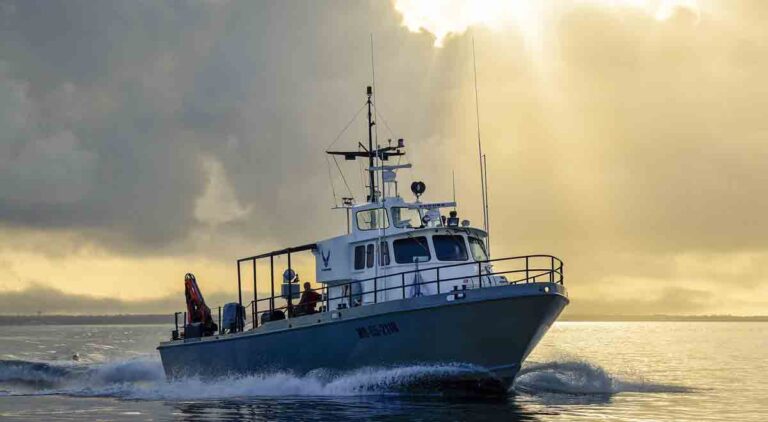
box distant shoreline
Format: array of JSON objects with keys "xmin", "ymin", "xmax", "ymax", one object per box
[
  {"xmin": 0, "ymin": 314, "xmax": 765, "ymax": 326},
  {"xmin": 0, "ymin": 314, "xmax": 174, "ymax": 326},
  {"xmin": 560, "ymin": 315, "xmax": 768, "ymax": 322}
]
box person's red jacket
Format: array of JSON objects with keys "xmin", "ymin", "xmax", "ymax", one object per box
[{"xmin": 299, "ymin": 289, "xmax": 322, "ymax": 313}]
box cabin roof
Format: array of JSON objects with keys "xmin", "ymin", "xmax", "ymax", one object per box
[{"xmin": 315, "ymin": 225, "xmax": 487, "ymax": 248}]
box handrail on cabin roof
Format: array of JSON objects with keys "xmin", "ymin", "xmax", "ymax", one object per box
[{"xmin": 237, "ymin": 243, "xmax": 317, "ymax": 263}]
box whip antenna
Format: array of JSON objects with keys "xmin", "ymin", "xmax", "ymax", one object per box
[{"xmin": 473, "ymin": 37, "xmax": 490, "ymax": 249}]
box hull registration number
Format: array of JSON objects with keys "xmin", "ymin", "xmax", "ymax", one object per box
[{"xmin": 355, "ymin": 322, "xmax": 399, "ymax": 339}]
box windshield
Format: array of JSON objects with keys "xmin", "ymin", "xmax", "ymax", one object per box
[
  {"xmin": 391, "ymin": 207, "xmax": 421, "ymax": 228},
  {"xmin": 433, "ymin": 235, "xmax": 468, "ymax": 261},
  {"xmin": 468, "ymin": 237, "xmax": 488, "ymax": 261},
  {"xmin": 393, "ymin": 236, "xmax": 431, "ymax": 264}
]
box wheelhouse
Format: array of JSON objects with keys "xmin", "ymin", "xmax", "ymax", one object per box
[{"xmin": 310, "ymin": 195, "xmax": 497, "ymax": 308}]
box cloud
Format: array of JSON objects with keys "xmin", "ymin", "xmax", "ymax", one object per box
[
  {"xmin": 393, "ymin": 0, "xmax": 702, "ymax": 47},
  {"xmin": 1, "ymin": 131, "xmax": 97, "ymax": 205},
  {"xmin": 656, "ymin": 0, "xmax": 700, "ymax": 22},
  {"xmin": 0, "ymin": 282, "xmax": 233, "ymax": 315},
  {"xmin": 565, "ymin": 286, "xmax": 714, "ymax": 315},
  {"xmin": 0, "ymin": 0, "xmax": 463, "ymax": 255},
  {"xmin": 0, "ymin": 0, "xmax": 766, "ymax": 315},
  {"xmin": 194, "ymin": 154, "xmax": 252, "ymax": 225}
]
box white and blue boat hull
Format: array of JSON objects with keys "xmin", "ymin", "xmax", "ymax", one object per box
[{"xmin": 158, "ymin": 282, "xmax": 568, "ymax": 388}]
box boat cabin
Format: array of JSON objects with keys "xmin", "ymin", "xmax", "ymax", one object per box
[{"xmin": 313, "ymin": 197, "xmax": 500, "ymax": 312}]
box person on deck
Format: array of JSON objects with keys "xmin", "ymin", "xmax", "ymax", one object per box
[{"xmin": 298, "ymin": 282, "xmax": 322, "ymax": 315}]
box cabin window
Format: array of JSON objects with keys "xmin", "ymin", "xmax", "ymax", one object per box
[
  {"xmin": 393, "ymin": 236, "xmax": 431, "ymax": 264},
  {"xmin": 391, "ymin": 207, "xmax": 421, "ymax": 228},
  {"xmin": 468, "ymin": 237, "xmax": 488, "ymax": 261},
  {"xmin": 356, "ymin": 208, "xmax": 389, "ymax": 231},
  {"xmin": 354, "ymin": 245, "xmax": 366, "ymax": 270},
  {"xmin": 379, "ymin": 241, "xmax": 390, "ymax": 266},
  {"xmin": 433, "ymin": 235, "xmax": 468, "ymax": 261},
  {"xmin": 366, "ymin": 244, "xmax": 375, "ymax": 268}
]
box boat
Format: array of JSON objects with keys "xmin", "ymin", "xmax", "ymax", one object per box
[{"xmin": 157, "ymin": 86, "xmax": 569, "ymax": 390}]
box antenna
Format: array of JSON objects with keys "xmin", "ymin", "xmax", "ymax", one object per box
[
  {"xmin": 371, "ymin": 34, "xmax": 385, "ymax": 286},
  {"xmin": 472, "ymin": 37, "xmax": 489, "ymax": 244},
  {"xmin": 370, "ymin": 33, "xmax": 382, "ymax": 201},
  {"xmin": 452, "ymin": 170, "xmax": 457, "ymax": 212},
  {"xmin": 483, "ymin": 154, "xmax": 491, "ymax": 255},
  {"xmin": 370, "ymin": 34, "xmax": 377, "ymax": 105}
]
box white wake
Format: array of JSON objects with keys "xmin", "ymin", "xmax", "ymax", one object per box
[{"xmin": 0, "ymin": 358, "xmax": 690, "ymax": 400}]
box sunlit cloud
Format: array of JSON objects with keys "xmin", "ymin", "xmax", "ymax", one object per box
[
  {"xmin": 394, "ymin": 0, "xmax": 701, "ymax": 47},
  {"xmin": 655, "ymin": 0, "xmax": 700, "ymax": 21},
  {"xmin": 194, "ymin": 153, "xmax": 252, "ymax": 226},
  {"xmin": 394, "ymin": 0, "xmax": 543, "ymax": 47}
]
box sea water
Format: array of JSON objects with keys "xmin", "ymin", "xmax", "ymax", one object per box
[{"xmin": 0, "ymin": 322, "xmax": 765, "ymax": 421}]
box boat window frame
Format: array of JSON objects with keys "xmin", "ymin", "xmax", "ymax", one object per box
[
  {"xmin": 391, "ymin": 207, "xmax": 421, "ymax": 229},
  {"xmin": 379, "ymin": 240, "xmax": 391, "ymax": 266},
  {"xmin": 356, "ymin": 208, "xmax": 390, "ymax": 231},
  {"xmin": 353, "ymin": 245, "xmax": 366, "ymax": 270},
  {"xmin": 366, "ymin": 243, "xmax": 375, "ymax": 268},
  {"xmin": 392, "ymin": 236, "xmax": 432, "ymax": 264},
  {"xmin": 433, "ymin": 234, "xmax": 469, "ymax": 262},
  {"xmin": 468, "ymin": 237, "xmax": 489, "ymax": 261}
]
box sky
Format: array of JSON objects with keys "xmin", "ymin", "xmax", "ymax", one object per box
[{"xmin": 0, "ymin": 0, "xmax": 766, "ymax": 316}]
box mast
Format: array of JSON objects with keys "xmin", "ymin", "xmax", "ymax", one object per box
[
  {"xmin": 366, "ymin": 86, "xmax": 375, "ymax": 202},
  {"xmin": 326, "ymin": 87, "xmax": 405, "ymax": 202}
]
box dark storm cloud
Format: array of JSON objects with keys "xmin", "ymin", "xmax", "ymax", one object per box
[
  {"xmin": 0, "ymin": 0, "xmax": 219, "ymax": 247},
  {"xmin": 0, "ymin": 0, "xmax": 468, "ymax": 254}
]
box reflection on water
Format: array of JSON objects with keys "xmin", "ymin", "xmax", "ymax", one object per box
[
  {"xmin": 169, "ymin": 396, "xmax": 535, "ymax": 421},
  {"xmin": 0, "ymin": 322, "xmax": 766, "ymax": 421}
]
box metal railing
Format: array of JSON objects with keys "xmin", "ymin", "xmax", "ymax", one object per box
[
  {"xmin": 173, "ymin": 304, "xmax": 244, "ymax": 338},
  {"xmin": 172, "ymin": 254, "xmax": 563, "ymax": 339}
]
